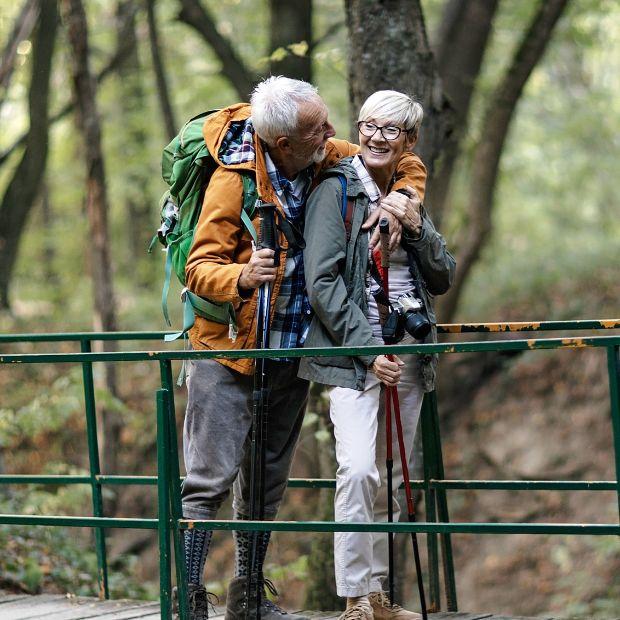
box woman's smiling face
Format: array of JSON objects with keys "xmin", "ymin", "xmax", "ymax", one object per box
[{"xmin": 358, "ymin": 118, "xmax": 415, "ymax": 175}]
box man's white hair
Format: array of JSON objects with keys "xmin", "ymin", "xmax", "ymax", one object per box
[
  {"xmin": 250, "ymin": 76, "xmax": 320, "ymax": 145},
  {"xmin": 358, "ymin": 90, "xmax": 423, "ymax": 137}
]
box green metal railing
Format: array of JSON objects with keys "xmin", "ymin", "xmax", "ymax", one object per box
[{"xmin": 0, "ymin": 319, "xmax": 619, "ymax": 618}]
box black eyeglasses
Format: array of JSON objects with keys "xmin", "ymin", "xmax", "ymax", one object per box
[{"xmin": 357, "ymin": 121, "xmax": 406, "ymax": 141}]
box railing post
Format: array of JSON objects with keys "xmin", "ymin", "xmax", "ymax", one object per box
[
  {"xmin": 427, "ymin": 391, "xmax": 458, "ymax": 611},
  {"xmin": 607, "ymin": 345, "xmax": 620, "ymax": 521},
  {"xmin": 421, "ymin": 394, "xmax": 440, "ymax": 611},
  {"xmin": 80, "ymin": 339, "xmax": 109, "ymax": 599},
  {"xmin": 161, "ymin": 360, "xmax": 189, "ymax": 620},
  {"xmin": 157, "ymin": 388, "xmax": 173, "ymax": 620}
]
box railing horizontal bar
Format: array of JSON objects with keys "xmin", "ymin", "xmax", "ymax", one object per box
[
  {"xmin": 438, "ymin": 319, "xmax": 620, "ymax": 333},
  {"xmin": 428, "ymin": 479, "xmax": 618, "ymax": 491},
  {"xmin": 0, "ymin": 475, "xmax": 92, "ymax": 484},
  {"xmin": 2, "ymin": 335, "xmax": 620, "ymax": 365},
  {"xmin": 288, "ymin": 478, "xmax": 618, "ymax": 491},
  {"xmin": 0, "ymin": 514, "xmax": 158, "ymax": 528},
  {"xmin": 0, "ymin": 475, "xmax": 161, "ymax": 485},
  {"xmin": 1, "ymin": 513, "xmax": 616, "ymax": 535},
  {"xmin": 181, "ymin": 519, "xmax": 620, "ymax": 535},
  {"xmin": 1, "ymin": 320, "xmax": 618, "ymax": 344},
  {"xmin": 0, "ymin": 332, "xmax": 173, "ymax": 343},
  {"xmin": 97, "ymin": 475, "xmax": 159, "ymax": 485},
  {"xmin": 0, "ymin": 476, "xmax": 614, "ymax": 492}
]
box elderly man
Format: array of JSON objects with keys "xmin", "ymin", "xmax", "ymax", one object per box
[{"xmin": 179, "ymin": 76, "xmax": 426, "ymax": 620}]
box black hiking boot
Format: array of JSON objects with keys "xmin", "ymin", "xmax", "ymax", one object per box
[
  {"xmin": 224, "ymin": 576, "xmax": 309, "ymax": 620},
  {"xmin": 173, "ymin": 584, "xmax": 218, "ymax": 620}
]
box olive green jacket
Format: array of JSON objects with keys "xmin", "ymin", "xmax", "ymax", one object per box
[{"xmin": 298, "ymin": 159, "xmax": 456, "ymax": 392}]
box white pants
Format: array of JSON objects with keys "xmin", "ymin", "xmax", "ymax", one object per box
[{"xmin": 330, "ymin": 357, "xmax": 423, "ymax": 597}]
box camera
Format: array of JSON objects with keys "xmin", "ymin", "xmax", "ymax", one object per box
[{"xmin": 382, "ymin": 291, "xmax": 431, "ymax": 344}]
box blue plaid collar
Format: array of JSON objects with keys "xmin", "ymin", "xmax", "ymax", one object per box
[{"xmin": 264, "ymin": 152, "xmax": 311, "ymax": 221}]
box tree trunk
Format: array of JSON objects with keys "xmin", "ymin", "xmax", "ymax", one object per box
[
  {"xmin": 40, "ymin": 179, "xmax": 58, "ymax": 289},
  {"xmin": 0, "ymin": 0, "xmax": 58, "ymax": 310},
  {"xmin": 146, "ymin": 0, "xmax": 177, "ymax": 140},
  {"xmin": 116, "ymin": 0, "xmax": 154, "ymax": 282},
  {"xmin": 345, "ymin": 0, "xmax": 454, "ymax": 180},
  {"xmin": 177, "ymin": 0, "xmax": 259, "ymax": 100},
  {"xmin": 0, "ymin": 0, "xmax": 40, "ymax": 109},
  {"xmin": 61, "ymin": 0, "xmax": 122, "ymax": 495},
  {"xmin": 439, "ymin": 0, "xmax": 570, "ymax": 322},
  {"xmin": 268, "ymin": 0, "xmax": 312, "ymax": 82},
  {"xmin": 426, "ymin": 0, "xmax": 499, "ymax": 228}
]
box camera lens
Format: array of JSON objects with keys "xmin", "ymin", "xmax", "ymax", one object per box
[{"xmin": 404, "ymin": 311, "xmax": 431, "ymax": 340}]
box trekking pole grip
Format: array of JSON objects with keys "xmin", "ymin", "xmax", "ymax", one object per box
[
  {"xmin": 258, "ymin": 201, "xmax": 279, "ymax": 266},
  {"xmin": 379, "ymin": 216, "xmax": 390, "ymax": 270}
]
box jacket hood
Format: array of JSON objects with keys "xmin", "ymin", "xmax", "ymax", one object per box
[{"xmin": 202, "ymin": 103, "xmax": 255, "ymax": 170}]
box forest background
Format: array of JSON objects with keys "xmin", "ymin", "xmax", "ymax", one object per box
[{"xmin": 0, "ymin": 0, "xmax": 619, "ymax": 617}]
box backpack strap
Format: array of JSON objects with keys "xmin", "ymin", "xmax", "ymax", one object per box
[
  {"xmin": 336, "ymin": 174, "xmax": 354, "ymax": 241},
  {"xmin": 241, "ymin": 174, "xmax": 258, "ymax": 243}
]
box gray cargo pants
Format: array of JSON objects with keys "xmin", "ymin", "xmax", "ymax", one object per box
[{"xmin": 181, "ymin": 358, "xmax": 309, "ymax": 520}]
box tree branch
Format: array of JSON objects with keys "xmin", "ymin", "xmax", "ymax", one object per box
[
  {"xmin": 439, "ymin": 0, "xmax": 571, "ymax": 322},
  {"xmin": 0, "ymin": 0, "xmax": 58, "ymax": 308},
  {"xmin": 176, "ymin": 0, "xmax": 258, "ymax": 100},
  {"xmin": 308, "ymin": 20, "xmax": 345, "ymax": 53},
  {"xmin": 427, "ymin": 0, "xmax": 499, "ymax": 227},
  {"xmin": 146, "ymin": 0, "xmax": 177, "ymax": 140},
  {"xmin": 0, "ymin": 0, "xmax": 40, "ymax": 108}
]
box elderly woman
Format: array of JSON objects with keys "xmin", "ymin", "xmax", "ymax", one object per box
[{"xmin": 299, "ymin": 91, "xmax": 455, "ymax": 620}]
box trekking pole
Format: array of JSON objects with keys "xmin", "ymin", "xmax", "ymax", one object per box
[
  {"xmin": 378, "ymin": 219, "xmax": 395, "ymax": 608},
  {"xmin": 247, "ymin": 201, "xmax": 279, "ymax": 620},
  {"xmin": 378, "ymin": 218, "xmax": 428, "ymax": 620}
]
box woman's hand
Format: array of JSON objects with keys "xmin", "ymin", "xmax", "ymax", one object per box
[
  {"xmin": 370, "ymin": 354, "xmax": 404, "ymax": 386},
  {"xmin": 363, "ymin": 209, "xmax": 402, "ymax": 251},
  {"xmin": 380, "ymin": 185, "xmax": 422, "ymax": 235}
]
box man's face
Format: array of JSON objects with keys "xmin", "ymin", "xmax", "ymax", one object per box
[{"xmin": 288, "ymin": 99, "xmax": 336, "ymax": 171}]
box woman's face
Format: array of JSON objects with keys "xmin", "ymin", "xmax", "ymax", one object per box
[{"xmin": 358, "ymin": 117, "xmax": 415, "ymax": 173}]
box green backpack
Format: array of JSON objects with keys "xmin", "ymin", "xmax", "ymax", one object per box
[{"xmin": 152, "ymin": 111, "xmax": 258, "ymax": 342}]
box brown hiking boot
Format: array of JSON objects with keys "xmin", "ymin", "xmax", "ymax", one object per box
[
  {"xmin": 368, "ymin": 592, "xmax": 421, "ymax": 620},
  {"xmin": 337, "ymin": 602, "xmax": 374, "ymax": 620}
]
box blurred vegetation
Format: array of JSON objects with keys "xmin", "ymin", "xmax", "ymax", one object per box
[{"xmin": 0, "ymin": 0, "xmax": 618, "ymax": 615}]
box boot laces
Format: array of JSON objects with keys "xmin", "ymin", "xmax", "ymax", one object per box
[
  {"xmin": 340, "ymin": 603, "xmax": 373, "ymax": 620},
  {"xmin": 189, "ymin": 586, "xmax": 219, "ymax": 619},
  {"xmin": 261, "ymin": 578, "xmax": 287, "ymax": 615},
  {"xmin": 370, "ymin": 591, "xmax": 403, "ymax": 611}
]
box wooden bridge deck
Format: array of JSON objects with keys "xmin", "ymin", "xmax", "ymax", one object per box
[{"xmin": 0, "ymin": 594, "xmax": 594, "ymax": 620}]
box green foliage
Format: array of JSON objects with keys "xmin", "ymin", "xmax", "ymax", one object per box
[
  {"xmin": 0, "ymin": 368, "xmax": 83, "ymax": 449},
  {"xmin": 550, "ymin": 536, "xmax": 620, "ymax": 618},
  {"xmin": 0, "ymin": 489, "xmax": 154, "ymax": 599}
]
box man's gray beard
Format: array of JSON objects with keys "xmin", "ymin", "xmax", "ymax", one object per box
[{"xmin": 311, "ymin": 146, "xmax": 327, "ymax": 164}]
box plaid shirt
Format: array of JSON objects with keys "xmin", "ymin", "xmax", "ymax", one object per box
[
  {"xmin": 219, "ymin": 119, "xmax": 255, "ymax": 165},
  {"xmin": 264, "ymin": 152, "xmax": 313, "ymax": 350}
]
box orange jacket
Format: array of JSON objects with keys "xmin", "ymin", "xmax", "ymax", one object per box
[{"xmin": 185, "ymin": 103, "xmax": 427, "ymax": 375}]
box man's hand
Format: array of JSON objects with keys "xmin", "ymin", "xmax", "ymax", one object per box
[
  {"xmin": 380, "ymin": 185, "xmax": 422, "ymax": 235},
  {"xmin": 238, "ymin": 248, "xmax": 277, "ymax": 290},
  {"xmin": 363, "ymin": 209, "xmax": 402, "ymax": 251},
  {"xmin": 370, "ymin": 354, "xmax": 404, "ymax": 386}
]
